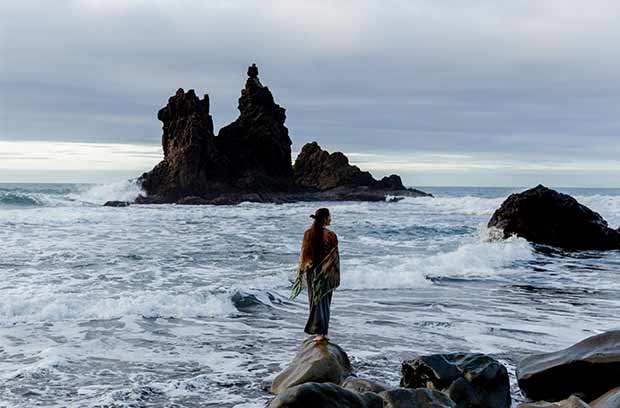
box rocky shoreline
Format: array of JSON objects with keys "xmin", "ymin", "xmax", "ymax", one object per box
[
  {"xmin": 268, "ymin": 331, "xmax": 620, "ymax": 408},
  {"xmin": 134, "ymin": 64, "xmax": 431, "ymax": 205}
]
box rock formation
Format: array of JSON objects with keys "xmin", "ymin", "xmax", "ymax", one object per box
[
  {"xmin": 400, "ymin": 353, "xmax": 511, "ymax": 408},
  {"xmin": 341, "ymin": 377, "xmax": 390, "ymax": 394},
  {"xmin": 271, "ymin": 338, "xmax": 352, "ymax": 395},
  {"xmin": 488, "ymin": 185, "xmax": 620, "ymax": 250},
  {"xmin": 516, "ymin": 330, "xmax": 620, "ymax": 402},
  {"xmin": 293, "ymin": 142, "xmax": 431, "ymax": 201},
  {"xmin": 379, "ymin": 388, "xmax": 456, "ymax": 408},
  {"xmin": 269, "ymin": 382, "xmax": 384, "ymax": 408},
  {"xmin": 136, "ymin": 65, "xmax": 430, "ymax": 204}
]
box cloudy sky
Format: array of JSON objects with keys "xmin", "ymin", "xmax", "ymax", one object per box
[{"xmin": 1, "ymin": 1, "xmax": 619, "ymax": 186}]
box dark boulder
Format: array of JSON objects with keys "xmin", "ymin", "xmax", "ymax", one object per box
[
  {"xmin": 488, "ymin": 185, "xmax": 620, "ymax": 250},
  {"xmin": 517, "ymin": 330, "xmax": 620, "ymax": 402},
  {"xmin": 379, "ymin": 388, "xmax": 456, "ymax": 408},
  {"xmin": 103, "ymin": 201, "xmax": 130, "ymax": 207},
  {"xmin": 268, "ymin": 382, "xmax": 371, "ymax": 408},
  {"xmin": 271, "ymin": 338, "xmax": 353, "ymax": 394},
  {"xmin": 342, "ymin": 377, "xmax": 390, "ymax": 394},
  {"xmin": 400, "ymin": 353, "xmax": 510, "ymax": 408}
]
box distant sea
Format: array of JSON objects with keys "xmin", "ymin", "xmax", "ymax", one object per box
[{"xmin": 1, "ymin": 182, "xmax": 619, "ymax": 407}]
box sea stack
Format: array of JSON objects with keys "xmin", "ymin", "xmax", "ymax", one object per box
[{"xmin": 137, "ymin": 64, "xmax": 430, "ymax": 204}]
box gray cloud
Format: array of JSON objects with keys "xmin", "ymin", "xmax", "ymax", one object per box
[{"xmin": 1, "ymin": 0, "xmax": 619, "ymax": 186}]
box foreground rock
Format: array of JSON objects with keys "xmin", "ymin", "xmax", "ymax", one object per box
[
  {"xmin": 269, "ymin": 382, "xmax": 381, "ymax": 408},
  {"xmin": 590, "ymin": 387, "xmax": 620, "ymax": 408},
  {"xmin": 517, "ymin": 395, "xmax": 590, "ymax": 408},
  {"xmin": 271, "ymin": 338, "xmax": 353, "ymax": 394},
  {"xmin": 517, "ymin": 330, "xmax": 620, "ymax": 402},
  {"xmin": 379, "ymin": 388, "xmax": 456, "ymax": 408},
  {"xmin": 103, "ymin": 201, "xmax": 130, "ymax": 207},
  {"xmin": 136, "ymin": 64, "xmax": 430, "ymax": 204},
  {"xmin": 488, "ymin": 185, "xmax": 620, "ymax": 250},
  {"xmin": 342, "ymin": 377, "xmax": 390, "ymax": 394},
  {"xmin": 400, "ymin": 353, "xmax": 511, "ymax": 408}
]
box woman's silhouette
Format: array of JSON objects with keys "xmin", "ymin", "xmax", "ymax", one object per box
[{"xmin": 290, "ymin": 208, "xmax": 340, "ymax": 342}]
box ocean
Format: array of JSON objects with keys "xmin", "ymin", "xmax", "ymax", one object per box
[{"xmin": 1, "ymin": 182, "xmax": 619, "ymax": 407}]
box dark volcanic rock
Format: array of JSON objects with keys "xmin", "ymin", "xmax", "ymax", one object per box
[
  {"xmin": 517, "ymin": 330, "xmax": 620, "ymax": 402},
  {"xmin": 138, "ymin": 65, "xmax": 293, "ymax": 203},
  {"xmin": 342, "ymin": 377, "xmax": 390, "ymax": 394},
  {"xmin": 268, "ymin": 382, "xmax": 370, "ymax": 408},
  {"xmin": 217, "ymin": 63, "xmax": 293, "ymax": 191},
  {"xmin": 271, "ymin": 338, "xmax": 353, "ymax": 395},
  {"xmin": 293, "ymin": 141, "xmax": 411, "ymax": 192},
  {"xmin": 138, "ymin": 88, "xmax": 227, "ymax": 202},
  {"xmin": 293, "ymin": 142, "xmax": 376, "ymax": 190},
  {"xmin": 379, "ymin": 388, "xmax": 456, "ymax": 408},
  {"xmin": 488, "ymin": 185, "xmax": 620, "ymax": 250},
  {"xmin": 293, "ymin": 142, "xmax": 431, "ymax": 199},
  {"xmin": 103, "ymin": 201, "xmax": 130, "ymax": 207},
  {"xmin": 136, "ymin": 64, "xmax": 431, "ymax": 204},
  {"xmin": 401, "ymin": 353, "xmax": 510, "ymax": 408}
]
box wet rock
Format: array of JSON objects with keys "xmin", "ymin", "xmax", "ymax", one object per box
[
  {"xmin": 103, "ymin": 201, "xmax": 130, "ymax": 207},
  {"xmin": 590, "ymin": 387, "xmax": 620, "ymax": 408},
  {"xmin": 488, "ymin": 185, "xmax": 620, "ymax": 250},
  {"xmin": 271, "ymin": 338, "xmax": 353, "ymax": 394},
  {"xmin": 268, "ymin": 382, "xmax": 370, "ymax": 408},
  {"xmin": 517, "ymin": 395, "xmax": 591, "ymax": 408},
  {"xmin": 517, "ymin": 330, "xmax": 620, "ymax": 402},
  {"xmin": 400, "ymin": 353, "xmax": 510, "ymax": 408},
  {"xmin": 379, "ymin": 388, "xmax": 456, "ymax": 408},
  {"xmin": 342, "ymin": 377, "xmax": 390, "ymax": 394}
]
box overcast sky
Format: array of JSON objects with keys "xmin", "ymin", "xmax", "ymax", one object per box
[{"xmin": 1, "ymin": 1, "xmax": 619, "ymax": 186}]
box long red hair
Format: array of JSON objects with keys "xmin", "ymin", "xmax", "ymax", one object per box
[{"xmin": 307, "ymin": 208, "xmax": 330, "ymax": 265}]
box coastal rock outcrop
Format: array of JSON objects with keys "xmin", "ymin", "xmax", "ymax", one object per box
[
  {"xmin": 342, "ymin": 377, "xmax": 390, "ymax": 394},
  {"xmin": 216, "ymin": 63, "xmax": 294, "ymax": 191},
  {"xmin": 488, "ymin": 185, "xmax": 620, "ymax": 250},
  {"xmin": 516, "ymin": 330, "xmax": 620, "ymax": 402},
  {"xmin": 268, "ymin": 382, "xmax": 382, "ymax": 408},
  {"xmin": 271, "ymin": 338, "xmax": 353, "ymax": 395},
  {"xmin": 138, "ymin": 64, "xmax": 293, "ymax": 203},
  {"xmin": 400, "ymin": 353, "xmax": 511, "ymax": 408},
  {"xmin": 136, "ymin": 64, "xmax": 430, "ymax": 204},
  {"xmin": 293, "ymin": 142, "xmax": 431, "ymax": 200},
  {"xmin": 379, "ymin": 388, "xmax": 456, "ymax": 408}
]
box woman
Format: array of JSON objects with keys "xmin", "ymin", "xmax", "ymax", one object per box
[{"xmin": 290, "ymin": 208, "xmax": 340, "ymax": 342}]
